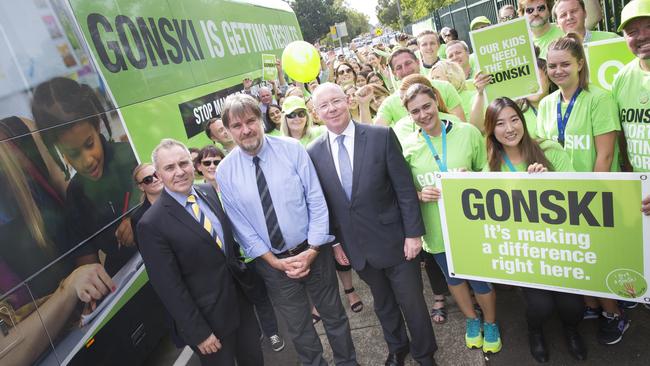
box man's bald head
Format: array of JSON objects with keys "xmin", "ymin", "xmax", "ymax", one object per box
[{"xmin": 312, "ymin": 82, "xmax": 351, "ymax": 134}]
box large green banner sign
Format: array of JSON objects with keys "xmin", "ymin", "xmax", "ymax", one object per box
[
  {"xmin": 437, "ymin": 172, "xmax": 650, "ymax": 302},
  {"xmin": 584, "ymin": 38, "xmax": 634, "ymax": 92},
  {"xmin": 470, "ymin": 18, "xmax": 540, "ymax": 101},
  {"xmin": 69, "ymin": 0, "xmax": 301, "ymax": 108}
]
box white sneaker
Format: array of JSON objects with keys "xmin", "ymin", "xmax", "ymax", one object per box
[{"xmin": 269, "ymin": 334, "xmax": 285, "ymax": 352}]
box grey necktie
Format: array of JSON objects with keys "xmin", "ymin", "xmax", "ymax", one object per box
[{"xmin": 336, "ymin": 135, "xmax": 353, "ymax": 200}]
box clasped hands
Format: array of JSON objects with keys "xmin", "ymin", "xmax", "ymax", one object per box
[{"xmin": 274, "ymin": 249, "xmax": 318, "ymax": 279}]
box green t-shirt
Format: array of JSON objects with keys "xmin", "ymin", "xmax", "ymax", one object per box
[
  {"xmin": 522, "ymin": 104, "xmax": 539, "ymax": 139},
  {"xmin": 482, "ymin": 140, "xmax": 574, "ymax": 172},
  {"xmin": 393, "ymin": 112, "xmax": 463, "ymax": 146},
  {"xmin": 267, "ymin": 128, "xmax": 282, "ymax": 136},
  {"xmin": 536, "ymin": 84, "xmax": 621, "ymax": 172},
  {"xmin": 438, "ymin": 44, "xmax": 447, "ymax": 60},
  {"xmin": 612, "ymin": 59, "xmax": 650, "ymax": 172},
  {"xmin": 534, "ymin": 24, "xmax": 564, "ymax": 59},
  {"xmin": 459, "ymin": 89, "xmax": 478, "ymax": 122},
  {"xmin": 376, "ymin": 79, "xmax": 462, "ymax": 127},
  {"xmin": 403, "ymin": 121, "xmax": 486, "ymax": 254},
  {"xmin": 585, "ymin": 31, "xmax": 619, "ymax": 43},
  {"xmin": 299, "ymin": 125, "xmax": 325, "ymax": 146}
]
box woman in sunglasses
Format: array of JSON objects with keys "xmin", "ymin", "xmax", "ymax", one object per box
[
  {"xmin": 130, "ymin": 163, "xmax": 163, "ymax": 246},
  {"xmin": 194, "ymin": 145, "xmax": 225, "ymax": 192},
  {"xmin": 281, "ymin": 96, "xmax": 325, "ymax": 146},
  {"xmin": 334, "ymin": 62, "xmax": 357, "ymax": 88}
]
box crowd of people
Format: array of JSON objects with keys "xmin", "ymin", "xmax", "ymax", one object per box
[
  {"xmin": 2, "ymin": 0, "xmax": 650, "ymax": 365},
  {"xmin": 146, "ymin": 0, "xmax": 649, "ymax": 365}
]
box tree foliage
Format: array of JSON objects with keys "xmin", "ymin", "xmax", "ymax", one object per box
[
  {"xmin": 376, "ymin": 0, "xmax": 414, "ymax": 30},
  {"xmin": 289, "ymin": 0, "xmax": 370, "ymax": 43}
]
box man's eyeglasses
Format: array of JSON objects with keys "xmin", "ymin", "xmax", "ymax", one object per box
[
  {"xmin": 338, "ymin": 68, "xmax": 353, "ymax": 75},
  {"xmin": 525, "ymin": 4, "xmax": 546, "ymax": 14},
  {"xmin": 201, "ymin": 159, "xmax": 221, "ymax": 167},
  {"xmin": 500, "ymin": 14, "xmax": 516, "ymax": 21},
  {"xmin": 286, "ymin": 110, "xmax": 307, "ymax": 119},
  {"xmin": 138, "ymin": 173, "xmax": 158, "ymax": 185},
  {"xmin": 316, "ymin": 98, "xmax": 346, "ymax": 112}
]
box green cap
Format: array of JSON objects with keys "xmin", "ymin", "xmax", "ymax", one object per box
[
  {"xmin": 470, "ymin": 16, "xmax": 491, "ymax": 31},
  {"xmin": 282, "ymin": 96, "xmax": 307, "ymax": 114},
  {"xmin": 619, "ymin": 0, "xmax": 650, "ymax": 32}
]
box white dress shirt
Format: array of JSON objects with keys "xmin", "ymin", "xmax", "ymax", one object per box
[{"xmin": 327, "ymin": 121, "xmax": 355, "ymax": 184}]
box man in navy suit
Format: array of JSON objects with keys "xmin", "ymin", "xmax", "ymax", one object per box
[
  {"xmin": 137, "ymin": 139, "xmax": 262, "ymax": 366},
  {"xmin": 307, "ymin": 83, "xmax": 437, "ymax": 366}
]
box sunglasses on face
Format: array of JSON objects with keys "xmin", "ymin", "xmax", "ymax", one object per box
[
  {"xmin": 286, "ymin": 110, "xmax": 307, "ymax": 119},
  {"xmin": 525, "ymin": 4, "xmax": 546, "ymax": 14},
  {"xmin": 138, "ymin": 172, "xmax": 158, "ymax": 185},
  {"xmin": 201, "ymin": 159, "xmax": 221, "ymax": 167},
  {"xmin": 338, "ymin": 68, "xmax": 353, "ymax": 75}
]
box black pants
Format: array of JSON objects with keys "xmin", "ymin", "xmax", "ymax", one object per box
[
  {"xmin": 421, "ymin": 251, "xmax": 448, "ymax": 295},
  {"xmin": 357, "ymin": 259, "xmax": 437, "ymax": 366},
  {"xmin": 247, "ymin": 261, "xmax": 280, "ymax": 337},
  {"xmin": 523, "ymin": 287, "xmax": 583, "ymax": 332},
  {"xmin": 191, "ymin": 290, "xmax": 263, "ymax": 366}
]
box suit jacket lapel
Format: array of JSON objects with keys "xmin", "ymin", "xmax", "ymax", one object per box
[
  {"xmin": 351, "ymin": 122, "xmax": 367, "ymax": 200},
  {"xmin": 162, "ymin": 190, "xmax": 216, "ymax": 248}
]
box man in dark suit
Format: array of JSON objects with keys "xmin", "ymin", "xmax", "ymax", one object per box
[
  {"xmin": 137, "ymin": 139, "xmax": 262, "ymax": 366},
  {"xmin": 308, "ymin": 83, "xmax": 437, "ymax": 366}
]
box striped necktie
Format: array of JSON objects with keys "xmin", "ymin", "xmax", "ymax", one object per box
[
  {"xmin": 187, "ymin": 194, "xmax": 223, "ymax": 250},
  {"xmin": 253, "ymin": 156, "xmax": 286, "ymax": 250}
]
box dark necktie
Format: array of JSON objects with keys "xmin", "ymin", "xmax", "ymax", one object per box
[
  {"xmin": 337, "ymin": 135, "xmax": 353, "ymax": 200},
  {"xmin": 253, "ymin": 156, "xmax": 286, "ymax": 250}
]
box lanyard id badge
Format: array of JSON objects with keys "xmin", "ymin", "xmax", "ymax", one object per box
[{"xmin": 556, "ymin": 88, "xmax": 581, "ymax": 147}]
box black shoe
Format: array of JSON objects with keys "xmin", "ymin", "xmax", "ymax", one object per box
[
  {"xmin": 385, "ymin": 350, "xmax": 408, "ymax": 366},
  {"xmin": 529, "ymin": 331, "xmax": 549, "ymax": 363},
  {"xmin": 565, "ymin": 328, "xmax": 587, "ymax": 361}
]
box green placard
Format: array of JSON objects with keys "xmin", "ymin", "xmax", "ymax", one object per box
[
  {"xmin": 470, "ymin": 18, "xmax": 540, "ymax": 101},
  {"xmin": 262, "ymin": 53, "xmax": 277, "ymax": 80},
  {"xmin": 585, "ymin": 38, "xmax": 635, "ymax": 91},
  {"xmin": 437, "ymin": 172, "xmax": 650, "ymax": 301}
]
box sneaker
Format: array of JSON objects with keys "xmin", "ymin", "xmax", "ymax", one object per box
[
  {"xmin": 597, "ymin": 312, "xmax": 630, "ymax": 345},
  {"xmin": 583, "ymin": 306, "xmax": 602, "ymax": 320},
  {"xmin": 483, "ymin": 322, "xmax": 502, "ymax": 353},
  {"xmin": 465, "ymin": 317, "xmax": 483, "ymax": 349},
  {"xmin": 269, "ymin": 334, "xmax": 285, "ymax": 352},
  {"xmin": 618, "ymin": 300, "xmax": 638, "ymax": 309}
]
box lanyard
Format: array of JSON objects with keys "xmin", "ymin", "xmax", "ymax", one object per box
[
  {"xmin": 530, "ymin": 105, "xmax": 537, "ymax": 116},
  {"xmin": 502, "ymin": 152, "xmax": 517, "ymax": 172},
  {"xmin": 556, "ymin": 88, "xmax": 581, "ymax": 146},
  {"xmin": 422, "ymin": 121, "xmax": 448, "ymax": 172}
]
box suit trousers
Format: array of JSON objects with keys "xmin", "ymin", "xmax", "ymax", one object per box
[
  {"xmin": 247, "ymin": 261, "xmax": 280, "ymax": 337},
  {"xmin": 356, "ymin": 259, "xmax": 437, "ymax": 366},
  {"xmin": 255, "ymin": 245, "xmax": 357, "ymax": 366},
  {"xmin": 190, "ymin": 289, "xmax": 263, "ymax": 366}
]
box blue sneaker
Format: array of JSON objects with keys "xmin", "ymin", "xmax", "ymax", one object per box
[
  {"xmin": 483, "ymin": 322, "xmax": 502, "ymax": 353},
  {"xmin": 465, "ymin": 317, "xmax": 483, "ymax": 349},
  {"xmin": 584, "ymin": 306, "xmax": 602, "ymax": 320}
]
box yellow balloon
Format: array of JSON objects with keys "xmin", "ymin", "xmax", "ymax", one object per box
[{"xmin": 281, "ymin": 41, "xmax": 321, "ymax": 83}]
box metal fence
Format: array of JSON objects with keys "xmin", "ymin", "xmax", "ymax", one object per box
[{"xmin": 410, "ymin": 0, "xmax": 629, "ymax": 52}]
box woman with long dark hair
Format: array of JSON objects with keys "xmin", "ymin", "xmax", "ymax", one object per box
[{"xmin": 483, "ymin": 97, "xmax": 584, "ymax": 363}]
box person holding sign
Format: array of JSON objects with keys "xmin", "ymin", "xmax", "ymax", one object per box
[
  {"xmin": 536, "ymin": 34, "xmax": 629, "ymax": 346},
  {"xmin": 401, "ymin": 83, "xmax": 503, "ymax": 354},
  {"xmin": 553, "ymin": 0, "xmax": 619, "ymax": 43},
  {"xmin": 613, "ymin": 0, "xmax": 650, "ymax": 217}
]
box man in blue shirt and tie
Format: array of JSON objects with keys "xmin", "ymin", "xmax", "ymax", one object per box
[{"xmin": 216, "ymin": 94, "xmax": 357, "ymax": 366}]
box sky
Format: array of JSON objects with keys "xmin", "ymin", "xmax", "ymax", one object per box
[{"xmin": 347, "ymin": 0, "xmax": 379, "ymax": 25}]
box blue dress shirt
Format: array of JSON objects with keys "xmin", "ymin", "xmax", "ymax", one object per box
[
  {"xmin": 217, "ymin": 135, "xmax": 334, "ymax": 259},
  {"xmin": 165, "ymin": 187, "xmax": 226, "ymax": 253}
]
